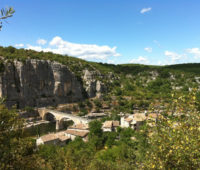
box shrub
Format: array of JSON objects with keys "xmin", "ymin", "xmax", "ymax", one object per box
[{"xmin": 94, "ymin": 99, "xmax": 102, "ymax": 108}]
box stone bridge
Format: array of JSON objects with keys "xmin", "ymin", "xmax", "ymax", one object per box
[{"xmin": 38, "ymin": 108, "xmax": 90, "ymax": 130}]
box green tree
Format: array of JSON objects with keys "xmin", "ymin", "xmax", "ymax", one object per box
[
  {"xmin": 0, "ymin": 103, "xmax": 38, "ymax": 169},
  {"xmin": 88, "ymin": 143, "xmax": 136, "ymax": 170},
  {"xmin": 119, "ymin": 127, "xmax": 134, "ymax": 143},
  {"xmin": 142, "ymin": 90, "xmax": 200, "ymax": 169},
  {"xmin": 88, "ymin": 120, "xmax": 104, "ymax": 150},
  {"xmin": 37, "ymin": 144, "xmax": 66, "ymax": 170},
  {"xmin": 64, "ymin": 137, "xmax": 95, "ymax": 169},
  {"xmin": 103, "ymin": 132, "xmax": 117, "ymax": 148}
]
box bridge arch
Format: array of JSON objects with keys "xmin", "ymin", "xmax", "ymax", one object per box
[
  {"xmin": 37, "ymin": 108, "xmax": 90, "ymax": 130},
  {"xmin": 59, "ymin": 117, "xmax": 74, "ymax": 130},
  {"xmin": 43, "ymin": 112, "xmax": 56, "ymax": 122}
]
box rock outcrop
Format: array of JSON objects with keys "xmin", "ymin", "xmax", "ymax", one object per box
[
  {"xmin": 83, "ymin": 70, "xmax": 106, "ymax": 98},
  {"xmin": 0, "ymin": 59, "xmax": 84, "ymax": 108}
]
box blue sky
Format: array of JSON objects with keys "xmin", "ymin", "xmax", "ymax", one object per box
[{"xmin": 1, "ymin": 0, "xmax": 200, "ymax": 65}]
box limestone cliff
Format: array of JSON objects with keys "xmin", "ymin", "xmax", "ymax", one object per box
[
  {"xmin": 83, "ymin": 70, "xmax": 106, "ymax": 98},
  {"xmin": 0, "ymin": 59, "xmax": 84, "ymax": 108}
]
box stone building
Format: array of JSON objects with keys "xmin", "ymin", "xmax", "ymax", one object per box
[
  {"xmin": 65, "ymin": 129, "xmax": 89, "ymax": 142},
  {"xmin": 120, "ymin": 113, "xmax": 146, "ymax": 130},
  {"xmin": 102, "ymin": 120, "xmax": 120, "ymax": 132},
  {"xmin": 65, "ymin": 123, "xmax": 90, "ymax": 142},
  {"xmin": 36, "ymin": 131, "xmax": 70, "ymax": 146}
]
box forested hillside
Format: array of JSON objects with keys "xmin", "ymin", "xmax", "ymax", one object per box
[{"xmin": 1, "ymin": 46, "xmax": 200, "ymax": 111}]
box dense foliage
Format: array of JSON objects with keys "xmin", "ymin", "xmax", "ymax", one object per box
[
  {"xmin": 0, "ymin": 102, "xmax": 39, "ymax": 169},
  {"xmin": 142, "ymin": 91, "xmax": 200, "ymax": 169}
]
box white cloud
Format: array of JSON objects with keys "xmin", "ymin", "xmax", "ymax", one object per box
[
  {"xmin": 140, "ymin": 7, "xmax": 152, "ymax": 14},
  {"xmin": 164, "ymin": 51, "xmax": 182, "ymax": 62},
  {"xmin": 26, "ymin": 36, "xmax": 120, "ymax": 60},
  {"xmin": 144, "ymin": 47, "xmax": 152, "ymax": 53},
  {"xmin": 37, "ymin": 39, "xmax": 47, "ymax": 45},
  {"xmin": 164, "ymin": 50, "xmax": 188, "ymax": 65},
  {"xmin": 186, "ymin": 48, "xmax": 200, "ymax": 58},
  {"xmin": 15, "ymin": 43, "xmax": 24, "ymax": 48},
  {"xmin": 129, "ymin": 56, "xmax": 149, "ymax": 65},
  {"xmin": 26, "ymin": 45, "xmax": 44, "ymax": 51}
]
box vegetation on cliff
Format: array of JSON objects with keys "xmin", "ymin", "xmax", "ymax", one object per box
[{"xmin": 1, "ymin": 46, "xmax": 200, "ymax": 108}]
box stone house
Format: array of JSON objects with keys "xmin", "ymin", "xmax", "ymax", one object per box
[
  {"xmin": 102, "ymin": 120, "xmax": 120, "ymax": 132},
  {"xmin": 102, "ymin": 121, "xmax": 113, "ymax": 132},
  {"xmin": 133, "ymin": 113, "xmax": 146, "ymax": 129},
  {"xmin": 65, "ymin": 129, "xmax": 89, "ymax": 142},
  {"xmin": 68, "ymin": 123, "xmax": 89, "ymax": 131},
  {"xmin": 112, "ymin": 121, "xmax": 120, "ymax": 131},
  {"xmin": 36, "ymin": 131, "xmax": 70, "ymax": 146},
  {"xmin": 65, "ymin": 123, "xmax": 90, "ymax": 142},
  {"xmin": 120, "ymin": 113, "xmax": 146, "ymax": 130},
  {"xmin": 120, "ymin": 116, "xmax": 136, "ymax": 129}
]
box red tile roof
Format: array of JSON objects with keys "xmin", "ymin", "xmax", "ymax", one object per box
[
  {"xmin": 125, "ymin": 117, "xmax": 133, "ymax": 122},
  {"xmin": 58, "ymin": 136, "xmax": 70, "ymax": 142},
  {"xmin": 113, "ymin": 121, "xmax": 120, "ymax": 127},
  {"xmin": 41, "ymin": 134, "xmax": 58, "ymax": 142},
  {"xmin": 68, "ymin": 123, "xmax": 89, "ymax": 130},
  {"xmin": 65, "ymin": 129, "xmax": 89, "ymax": 137},
  {"xmin": 102, "ymin": 121, "xmax": 113, "ymax": 128}
]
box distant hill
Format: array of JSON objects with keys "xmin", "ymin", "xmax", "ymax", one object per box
[{"xmin": 165, "ymin": 63, "xmax": 200, "ymax": 74}]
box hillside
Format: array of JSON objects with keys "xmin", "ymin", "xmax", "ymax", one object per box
[{"xmin": 0, "ymin": 46, "xmax": 200, "ymax": 111}]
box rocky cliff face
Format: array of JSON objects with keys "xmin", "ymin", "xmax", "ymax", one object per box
[
  {"xmin": 0, "ymin": 59, "xmax": 84, "ymax": 108},
  {"xmin": 83, "ymin": 70, "xmax": 106, "ymax": 98}
]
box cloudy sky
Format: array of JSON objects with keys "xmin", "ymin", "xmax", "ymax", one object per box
[{"xmin": 1, "ymin": 0, "xmax": 200, "ymax": 65}]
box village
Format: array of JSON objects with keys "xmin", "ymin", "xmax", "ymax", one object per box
[{"xmin": 35, "ymin": 109, "xmax": 159, "ymax": 146}]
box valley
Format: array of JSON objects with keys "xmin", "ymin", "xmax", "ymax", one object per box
[{"xmin": 0, "ymin": 46, "xmax": 200, "ymax": 169}]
